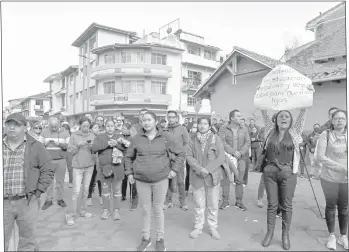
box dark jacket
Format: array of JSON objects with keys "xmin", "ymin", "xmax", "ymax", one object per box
[
  {"xmin": 186, "ymin": 133, "xmax": 225, "ymax": 189},
  {"xmin": 306, "ymin": 131, "xmax": 321, "ymax": 153},
  {"xmin": 124, "ymin": 128, "xmax": 185, "ymax": 183},
  {"xmin": 218, "ymin": 124, "xmax": 251, "ymax": 158},
  {"xmin": 164, "ymin": 122, "xmax": 189, "ymax": 149},
  {"xmin": 23, "ymin": 134, "xmax": 54, "ymax": 201},
  {"xmin": 91, "ymin": 131, "xmax": 128, "ymax": 179}
]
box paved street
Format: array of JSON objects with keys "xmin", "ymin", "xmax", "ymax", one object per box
[{"xmin": 36, "ymin": 172, "xmax": 345, "ymax": 251}]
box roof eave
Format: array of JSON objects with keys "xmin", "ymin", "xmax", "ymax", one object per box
[{"xmin": 312, "ymin": 75, "xmax": 346, "ymax": 83}]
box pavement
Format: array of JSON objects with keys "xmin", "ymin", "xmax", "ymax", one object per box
[{"xmin": 35, "ymin": 171, "xmax": 346, "ymax": 251}]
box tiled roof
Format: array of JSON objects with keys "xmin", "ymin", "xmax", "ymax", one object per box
[
  {"xmin": 306, "ymin": 2, "xmax": 345, "ymax": 30},
  {"xmin": 313, "ymin": 24, "xmax": 346, "ymax": 59},
  {"xmin": 233, "ymin": 46, "xmax": 282, "ymax": 68},
  {"xmin": 20, "ymin": 91, "xmax": 51, "ymax": 104}
]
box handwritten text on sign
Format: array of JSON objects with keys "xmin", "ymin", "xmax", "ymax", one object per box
[{"xmin": 254, "ymin": 65, "xmax": 313, "ymax": 110}]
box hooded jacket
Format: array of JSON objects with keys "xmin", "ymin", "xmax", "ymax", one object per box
[
  {"xmin": 67, "ymin": 130, "xmax": 96, "ymax": 169},
  {"xmin": 125, "ymin": 128, "xmax": 185, "ymax": 183}
]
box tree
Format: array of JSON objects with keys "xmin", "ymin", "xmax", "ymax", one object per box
[{"xmin": 283, "ymin": 32, "xmax": 302, "ymax": 52}]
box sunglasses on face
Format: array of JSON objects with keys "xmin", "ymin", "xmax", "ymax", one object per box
[{"xmin": 34, "ymin": 127, "xmax": 42, "ymax": 130}]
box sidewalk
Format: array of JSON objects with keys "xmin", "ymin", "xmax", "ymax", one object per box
[{"xmin": 36, "ymin": 172, "xmax": 345, "ymax": 251}]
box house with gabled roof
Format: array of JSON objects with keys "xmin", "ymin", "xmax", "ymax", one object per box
[{"xmin": 194, "ymin": 2, "xmax": 346, "ymax": 130}]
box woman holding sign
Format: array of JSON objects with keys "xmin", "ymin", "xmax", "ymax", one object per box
[{"xmin": 255, "ymin": 81, "xmax": 314, "ymax": 251}]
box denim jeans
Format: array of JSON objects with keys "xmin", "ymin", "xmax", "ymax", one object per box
[
  {"xmin": 320, "ymin": 178, "xmax": 348, "ymax": 235},
  {"xmin": 185, "ymin": 162, "xmax": 190, "ymax": 192},
  {"xmin": 165, "ymin": 163, "xmax": 186, "ymax": 205},
  {"xmin": 67, "ymin": 167, "xmax": 94, "ymax": 217},
  {"xmin": 122, "ymin": 175, "xmax": 137, "ymax": 200},
  {"xmin": 257, "ymin": 173, "xmax": 265, "ymax": 200},
  {"xmin": 222, "ymin": 159, "xmax": 246, "ymax": 204},
  {"xmin": 193, "ymin": 182, "xmax": 220, "ymax": 231},
  {"xmin": 65, "ymin": 152, "xmax": 73, "ymax": 183},
  {"xmin": 137, "ymin": 179, "xmax": 168, "ymax": 240},
  {"xmin": 100, "ymin": 175, "xmax": 123, "ymax": 211},
  {"xmin": 4, "ymin": 197, "xmax": 40, "ymax": 251},
  {"xmin": 46, "ymin": 159, "xmax": 67, "ymax": 201}
]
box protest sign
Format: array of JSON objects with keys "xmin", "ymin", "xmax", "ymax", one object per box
[{"xmin": 254, "ymin": 64, "xmax": 314, "ymax": 110}]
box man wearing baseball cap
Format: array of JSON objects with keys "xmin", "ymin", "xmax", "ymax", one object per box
[{"xmin": 3, "ymin": 113, "xmax": 54, "ymax": 251}]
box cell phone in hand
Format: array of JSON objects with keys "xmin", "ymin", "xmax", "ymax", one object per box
[{"xmin": 86, "ymin": 140, "xmax": 92, "ymax": 144}]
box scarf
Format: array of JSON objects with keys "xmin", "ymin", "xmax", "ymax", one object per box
[{"xmin": 197, "ymin": 130, "xmax": 212, "ymax": 152}]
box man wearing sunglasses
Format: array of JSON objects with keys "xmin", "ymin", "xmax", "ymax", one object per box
[{"xmin": 29, "ymin": 121, "xmax": 43, "ymax": 141}]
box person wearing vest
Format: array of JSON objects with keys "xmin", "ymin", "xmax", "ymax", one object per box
[
  {"xmin": 316, "ymin": 110, "xmax": 348, "ymax": 250},
  {"xmin": 40, "ymin": 117, "xmax": 70, "ymax": 210},
  {"xmin": 186, "ymin": 117, "xmax": 225, "ymax": 240}
]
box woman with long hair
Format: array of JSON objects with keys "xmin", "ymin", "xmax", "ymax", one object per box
[
  {"xmin": 258, "ymin": 85, "xmax": 313, "ymax": 251},
  {"xmin": 92, "ymin": 119, "xmax": 129, "ymax": 220},
  {"xmin": 185, "ymin": 122, "xmax": 198, "ymax": 195},
  {"xmin": 125, "ymin": 111, "xmax": 185, "ymax": 252},
  {"xmin": 186, "ymin": 117, "xmax": 225, "ymax": 240},
  {"xmin": 316, "ymin": 109, "xmax": 348, "ymax": 250}
]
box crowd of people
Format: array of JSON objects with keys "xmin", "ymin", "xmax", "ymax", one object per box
[{"xmin": 3, "ymin": 84, "xmax": 348, "ymax": 251}]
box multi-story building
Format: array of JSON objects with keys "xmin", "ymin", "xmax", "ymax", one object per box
[
  {"xmin": 43, "ymin": 65, "xmax": 80, "ymax": 118},
  {"xmin": 4, "ymin": 92, "xmax": 51, "ymax": 120},
  {"xmin": 178, "ymin": 31, "xmax": 224, "ymax": 117},
  {"xmin": 47, "ymin": 21, "xmax": 224, "ymax": 123}
]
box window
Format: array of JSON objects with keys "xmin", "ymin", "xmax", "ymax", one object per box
[
  {"xmin": 69, "ymin": 95, "xmax": 73, "ymax": 105},
  {"xmin": 89, "ymin": 36, "xmax": 96, "ymax": 50},
  {"xmin": 188, "ymin": 45, "xmax": 200, "ymax": 56},
  {"xmin": 84, "ymin": 43, "xmax": 88, "ymax": 54},
  {"xmin": 136, "ymin": 52, "xmax": 145, "ymax": 64},
  {"xmin": 62, "ymin": 94, "xmax": 66, "ymax": 107},
  {"xmin": 70, "ymin": 75, "xmax": 75, "ymax": 85},
  {"xmin": 151, "ymin": 53, "xmax": 167, "ymax": 65},
  {"xmin": 121, "ymin": 52, "xmax": 132, "ymax": 63},
  {"xmin": 79, "ymin": 91, "xmax": 83, "ymax": 99},
  {"xmin": 80, "ymin": 69, "xmax": 84, "ymax": 79},
  {"xmin": 104, "ymin": 81, "xmax": 115, "ymax": 94},
  {"xmin": 188, "ymin": 70, "xmax": 202, "ymax": 86},
  {"xmin": 35, "ymin": 100, "xmax": 43, "ymax": 106},
  {"xmin": 61, "ymin": 78, "xmax": 66, "ymax": 89},
  {"xmin": 151, "ymin": 81, "xmax": 167, "ymax": 95},
  {"xmin": 204, "ymin": 50, "xmax": 215, "ymax": 60},
  {"xmin": 89, "ymin": 86, "xmax": 96, "ymax": 96},
  {"xmin": 76, "ymin": 93, "xmax": 79, "ymax": 99},
  {"xmin": 122, "ymin": 80, "xmax": 145, "ymax": 94},
  {"xmin": 187, "ymin": 96, "xmax": 196, "ymax": 107},
  {"xmin": 105, "ymin": 54, "xmax": 115, "ymax": 64}
]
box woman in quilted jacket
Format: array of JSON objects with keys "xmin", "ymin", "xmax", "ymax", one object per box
[
  {"xmin": 186, "ymin": 117, "xmax": 226, "ymax": 240},
  {"xmin": 91, "ymin": 119, "xmax": 129, "ymax": 221}
]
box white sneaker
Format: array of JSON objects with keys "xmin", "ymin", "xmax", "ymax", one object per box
[
  {"xmin": 87, "ymin": 198, "xmax": 92, "ymax": 206},
  {"xmin": 338, "ymin": 235, "xmax": 348, "ymax": 250},
  {"xmin": 327, "ymin": 234, "xmax": 336, "ymax": 250}
]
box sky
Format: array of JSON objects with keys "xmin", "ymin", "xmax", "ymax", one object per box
[{"xmin": 2, "ymin": 1, "xmax": 340, "ymax": 106}]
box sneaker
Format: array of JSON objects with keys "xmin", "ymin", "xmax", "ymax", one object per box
[
  {"xmin": 243, "ymin": 184, "xmax": 246, "ymax": 188},
  {"xmin": 257, "ymin": 200, "xmax": 264, "ymax": 208},
  {"xmin": 163, "ymin": 202, "xmax": 173, "ymax": 210},
  {"xmin": 66, "ymin": 216, "xmax": 75, "ymax": 226},
  {"xmin": 276, "ymin": 213, "xmax": 282, "ymax": 219},
  {"xmin": 299, "ymin": 174, "xmax": 304, "ymax": 178},
  {"xmin": 234, "ymin": 202, "xmax": 247, "ymax": 211},
  {"xmin": 189, "ymin": 229, "xmax": 202, "ymax": 239},
  {"xmin": 219, "ymin": 201, "xmax": 230, "ymax": 210},
  {"xmin": 100, "ymin": 196, "xmax": 103, "ymax": 205},
  {"xmin": 69, "ymin": 183, "xmax": 73, "ymax": 188},
  {"xmin": 233, "ymin": 182, "xmax": 236, "ymax": 186},
  {"xmin": 130, "ymin": 200, "xmax": 137, "ymax": 211},
  {"xmin": 42, "ymin": 200, "xmax": 53, "ymax": 210},
  {"xmin": 57, "ymin": 200, "xmax": 67, "ymax": 208},
  {"xmin": 113, "ymin": 209, "xmax": 121, "ymax": 221},
  {"xmin": 136, "ymin": 237, "xmax": 152, "ymax": 252},
  {"xmin": 122, "ymin": 196, "xmax": 126, "ymax": 201},
  {"xmin": 338, "ymin": 235, "xmax": 348, "ymax": 250},
  {"xmin": 210, "ymin": 229, "xmax": 220, "ymax": 240},
  {"xmin": 180, "ymin": 205, "xmax": 188, "ymax": 211},
  {"xmin": 327, "ymin": 234, "xmax": 336, "ymax": 250},
  {"xmin": 101, "ymin": 209, "xmax": 110, "ymax": 220},
  {"xmin": 87, "ymin": 198, "xmax": 92, "ymax": 206},
  {"xmin": 155, "ymin": 238, "xmax": 166, "ymax": 251},
  {"xmin": 80, "ymin": 211, "xmax": 93, "ymax": 218}
]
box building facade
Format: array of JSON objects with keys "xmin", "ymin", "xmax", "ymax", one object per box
[{"xmin": 46, "ymin": 22, "xmax": 224, "ymax": 122}]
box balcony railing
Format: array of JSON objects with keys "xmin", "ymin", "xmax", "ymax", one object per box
[
  {"xmin": 34, "ymin": 105, "xmax": 44, "ymax": 111},
  {"xmin": 182, "ymin": 78, "xmax": 201, "ymax": 92},
  {"xmin": 90, "ymin": 93, "xmax": 172, "ymax": 106},
  {"xmin": 90, "ymin": 64, "xmax": 172, "ymax": 79},
  {"xmin": 182, "ymin": 52, "xmax": 220, "ymax": 69}
]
